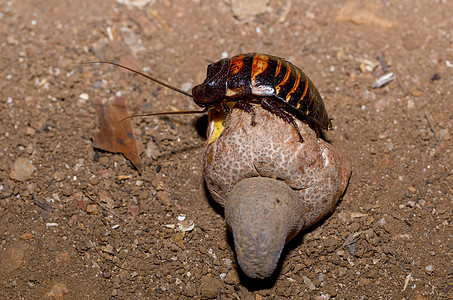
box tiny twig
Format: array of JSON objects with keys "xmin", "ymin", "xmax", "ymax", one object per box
[
  {"xmin": 83, "ymin": 191, "xmax": 149, "ymax": 232},
  {"xmin": 148, "ymin": 9, "xmax": 170, "ymax": 31},
  {"xmin": 424, "ymin": 111, "xmax": 439, "ymax": 142},
  {"xmin": 393, "ymin": 71, "xmax": 409, "ymax": 96},
  {"xmin": 377, "ymin": 53, "xmax": 388, "ymax": 72}
]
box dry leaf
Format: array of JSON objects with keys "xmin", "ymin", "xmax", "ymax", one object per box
[
  {"xmin": 129, "ymin": 204, "xmax": 140, "ymax": 218},
  {"xmin": 170, "ymin": 231, "xmax": 186, "ymax": 249},
  {"xmin": 19, "ymin": 233, "xmax": 35, "ymax": 240},
  {"xmin": 93, "ymin": 96, "xmax": 142, "ymax": 170},
  {"xmin": 77, "ymin": 196, "xmax": 86, "ymax": 212}
]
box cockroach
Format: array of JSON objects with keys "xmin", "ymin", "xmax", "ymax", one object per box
[{"xmin": 93, "ymin": 53, "xmax": 332, "ymax": 141}]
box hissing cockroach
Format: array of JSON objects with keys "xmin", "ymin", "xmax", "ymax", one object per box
[{"xmin": 96, "ymin": 53, "xmax": 331, "ymax": 142}]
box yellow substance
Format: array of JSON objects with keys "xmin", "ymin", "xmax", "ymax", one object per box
[{"xmin": 208, "ymin": 102, "xmax": 235, "ymax": 144}]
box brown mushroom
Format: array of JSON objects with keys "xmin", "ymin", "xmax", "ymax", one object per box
[{"xmin": 203, "ymin": 103, "xmax": 350, "ymax": 279}]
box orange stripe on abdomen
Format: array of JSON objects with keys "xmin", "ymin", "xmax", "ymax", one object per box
[
  {"xmin": 286, "ymin": 68, "xmax": 301, "ymax": 102},
  {"xmin": 296, "ymin": 73, "xmax": 310, "ymax": 109},
  {"xmin": 275, "ymin": 62, "xmax": 291, "ymax": 96},
  {"xmin": 275, "ymin": 59, "xmax": 282, "ymax": 77},
  {"xmin": 251, "ymin": 54, "xmax": 269, "ymax": 87},
  {"xmin": 229, "ymin": 54, "xmax": 245, "ymax": 75}
]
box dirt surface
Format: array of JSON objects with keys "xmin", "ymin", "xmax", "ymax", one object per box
[{"xmin": 0, "ymin": 0, "xmax": 452, "ymax": 299}]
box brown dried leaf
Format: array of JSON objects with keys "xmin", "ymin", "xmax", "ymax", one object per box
[
  {"xmin": 129, "ymin": 204, "xmax": 140, "ymax": 218},
  {"xmin": 19, "ymin": 233, "xmax": 35, "ymax": 240},
  {"xmin": 170, "ymin": 231, "xmax": 186, "ymax": 249},
  {"xmin": 77, "ymin": 196, "xmax": 86, "ymax": 212},
  {"xmin": 93, "ymin": 96, "xmax": 142, "ymax": 170}
]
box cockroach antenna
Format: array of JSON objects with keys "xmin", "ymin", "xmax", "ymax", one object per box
[{"xmin": 82, "ymin": 61, "xmax": 207, "ymax": 122}]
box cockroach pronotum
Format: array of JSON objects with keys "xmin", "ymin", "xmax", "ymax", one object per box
[{"xmin": 93, "ymin": 53, "xmax": 332, "ymax": 142}]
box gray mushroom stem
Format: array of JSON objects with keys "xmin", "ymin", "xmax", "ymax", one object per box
[
  {"xmin": 226, "ymin": 177, "xmax": 305, "ymax": 279},
  {"xmin": 203, "ymin": 104, "xmax": 351, "ymax": 279}
]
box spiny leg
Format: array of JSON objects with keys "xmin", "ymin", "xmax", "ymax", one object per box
[
  {"xmin": 219, "ymin": 99, "xmax": 231, "ymax": 115},
  {"xmin": 235, "ymin": 98, "xmax": 256, "ymax": 126},
  {"xmin": 260, "ymin": 98, "xmax": 304, "ymax": 143}
]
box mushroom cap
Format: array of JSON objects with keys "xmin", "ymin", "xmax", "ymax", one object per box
[{"xmin": 204, "ymin": 105, "xmax": 350, "ymax": 228}]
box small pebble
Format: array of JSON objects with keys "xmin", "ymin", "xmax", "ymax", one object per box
[
  {"xmin": 199, "ymin": 275, "xmax": 222, "ymax": 298},
  {"xmin": 101, "ymin": 244, "xmax": 115, "ymax": 255},
  {"xmin": 302, "ymin": 275, "xmax": 316, "ymax": 290},
  {"xmin": 224, "ymin": 269, "xmax": 240, "ymax": 285},
  {"xmin": 62, "ymin": 186, "xmax": 72, "ymax": 197},
  {"xmin": 359, "ymin": 277, "xmax": 370, "ymax": 286},
  {"xmin": 404, "ymin": 190, "xmax": 414, "ymax": 198},
  {"xmin": 407, "ymin": 200, "xmax": 416, "ymax": 208},
  {"xmin": 364, "ymin": 229, "xmax": 375, "ymax": 239},
  {"xmin": 223, "ymin": 258, "xmax": 233, "ymax": 269},
  {"xmin": 178, "ymin": 220, "xmax": 195, "ymax": 232},
  {"xmin": 337, "ymin": 267, "xmax": 347, "ymax": 278},
  {"xmin": 370, "ymin": 236, "xmax": 381, "ymax": 247},
  {"xmin": 323, "ymin": 236, "xmax": 338, "ymax": 252},
  {"xmin": 408, "ymin": 186, "xmax": 417, "ymax": 193},
  {"xmin": 446, "ymin": 266, "xmax": 453, "ymax": 275},
  {"xmin": 53, "ymin": 171, "xmax": 65, "ymax": 182},
  {"xmin": 407, "ymin": 99, "xmax": 415, "ymax": 109},
  {"xmin": 383, "ymin": 223, "xmax": 393, "ymax": 234},
  {"xmin": 86, "ymin": 204, "xmax": 99, "ymax": 215},
  {"xmin": 348, "ymin": 244, "xmax": 358, "ymax": 256},
  {"xmin": 79, "ymin": 93, "xmax": 89, "ymax": 101},
  {"xmin": 78, "ymin": 181, "xmax": 88, "ymax": 189},
  {"xmin": 303, "ymin": 258, "xmax": 313, "ymax": 267},
  {"xmin": 372, "ymin": 72, "xmax": 394, "ymax": 88},
  {"xmin": 349, "ymin": 222, "xmax": 360, "ymax": 232},
  {"xmin": 26, "ymin": 127, "xmax": 36, "ymax": 136},
  {"xmin": 439, "ymin": 128, "xmax": 450, "ymax": 141},
  {"xmin": 9, "ymin": 158, "xmax": 34, "ymax": 181},
  {"xmin": 89, "ymin": 176, "xmax": 99, "ymax": 185}
]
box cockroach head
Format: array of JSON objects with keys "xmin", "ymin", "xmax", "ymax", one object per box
[{"xmin": 192, "ymin": 58, "xmax": 230, "ymax": 107}]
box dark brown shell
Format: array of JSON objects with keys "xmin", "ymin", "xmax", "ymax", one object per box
[{"xmin": 192, "ymin": 53, "xmax": 331, "ymax": 130}]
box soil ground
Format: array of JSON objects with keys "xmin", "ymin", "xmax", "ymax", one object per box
[{"xmin": 0, "ymin": 0, "xmax": 452, "ymax": 299}]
